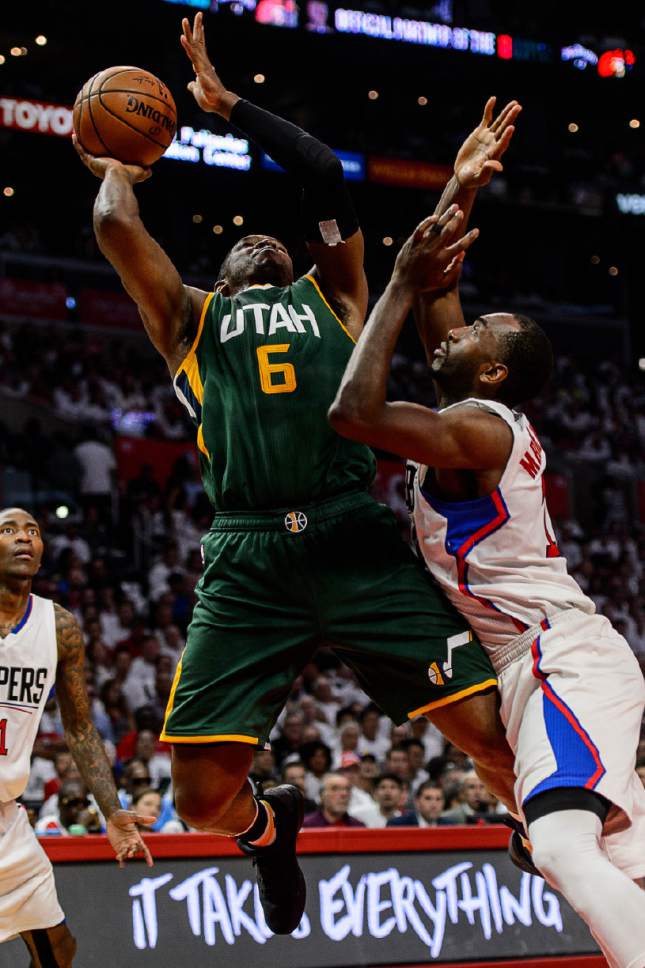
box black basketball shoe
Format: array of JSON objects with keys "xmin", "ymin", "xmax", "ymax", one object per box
[
  {"xmin": 236, "ymin": 784, "xmax": 306, "ymax": 934},
  {"xmin": 502, "ymin": 815, "xmax": 542, "ymax": 878}
]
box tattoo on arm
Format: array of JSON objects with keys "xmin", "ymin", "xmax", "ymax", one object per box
[{"xmin": 54, "ymin": 605, "xmax": 120, "ymax": 819}]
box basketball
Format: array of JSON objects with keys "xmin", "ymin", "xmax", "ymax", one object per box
[{"xmin": 73, "ymin": 66, "xmax": 177, "ymax": 167}]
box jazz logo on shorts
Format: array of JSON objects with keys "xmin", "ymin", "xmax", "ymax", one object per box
[
  {"xmin": 428, "ymin": 631, "xmax": 472, "ymax": 685},
  {"xmin": 285, "ymin": 511, "xmax": 308, "ymax": 533}
]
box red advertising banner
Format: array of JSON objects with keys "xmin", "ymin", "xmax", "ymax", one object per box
[
  {"xmin": 78, "ymin": 288, "xmax": 141, "ymax": 329},
  {"xmin": 0, "ymin": 277, "xmax": 67, "ymax": 319},
  {"xmin": 0, "ymin": 96, "xmax": 73, "ymax": 136},
  {"xmin": 368, "ymin": 157, "xmax": 452, "ymax": 189},
  {"xmin": 116, "ymin": 435, "xmax": 198, "ymax": 488}
]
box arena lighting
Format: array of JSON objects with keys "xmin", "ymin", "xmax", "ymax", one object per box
[
  {"xmin": 608, "ymin": 266, "xmax": 619, "ymax": 276},
  {"xmin": 233, "ymin": 215, "xmax": 244, "ymax": 226},
  {"xmin": 334, "ymin": 9, "xmax": 495, "ymax": 55},
  {"xmin": 367, "ymin": 89, "xmax": 379, "ymax": 100},
  {"xmin": 561, "ymin": 43, "xmax": 598, "ymax": 70},
  {"xmin": 65, "ymin": 296, "xmax": 76, "ymax": 309},
  {"xmin": 597, "ymin": 48, "xmax": 635, "ymax": 78},
  {"xmin": 639, "ymin": 358, "xmax": 645, "ymax": 371},
  {"xmin": 0, "ymin": 56, "xmax": 5, "ymax": 65},
  {"xmin": 55, "ymin": 506, "xmax": 70, "ymax": 520},
  {"xmin": 192, "ymin": 214, "xmax": 203, "ymax": 223},
  {"xmin": 417, "ymin": 96, "xmax": 428, "ymax": 106},
  {"xmin": 382, "ymin": 236, "xmax": 393, "ymax": 246},
  {"xmin": 3, "ymin": 186, "xmax": 14, "ymax": 197},
  {"xmin": 591, "ymin": 255, "xmax": 600, "ymax": 264},
  {"xmin": 213, "ymin": 224, "xmax": 224, "ymax": 234},
  {"xmin": 630, "ymin": 119, "xmax": 640, "ymax": 129},
  {"xmin": 10, "ymin": 47, "xmax": 22, "ymax": 56},
  {"xmin": 568, "ymin": 122, "xmax": 579, "ymax": 133},
  {"xmin": 35, "ymin": 35, "xmax": 47, "ymax": 46},
  {"xmin": 164, "ymin": 127, "xmax": 251, "ymax": 170},
  {"xmin": 253, "ymin": 73, "xmax": 266, "ymax": 83}
]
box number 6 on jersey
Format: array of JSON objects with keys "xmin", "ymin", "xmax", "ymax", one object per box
[{"xmin": 257, "ymin": 343, "xmax": 297, "ymax": 395}]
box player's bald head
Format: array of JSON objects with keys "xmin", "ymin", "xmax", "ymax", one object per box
[
  {"xmin": 0, "ymin": 507, "xmax": 40, "ymax": 529},
  {"xmin": 0, "ymin": 508, "xmax": 44, "ymax": 583}
]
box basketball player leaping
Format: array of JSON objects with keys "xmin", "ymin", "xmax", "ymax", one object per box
[
  {"xmin": 331, "ymin": 207, "xmax": 645, "ymax": 966},
  {"xmin": 0, "ymin": 508, "xmax": 154, "ymax": 967},
  {"xmin": 73, "ymin": 11, "xmax": 523, "ymax": 935}
]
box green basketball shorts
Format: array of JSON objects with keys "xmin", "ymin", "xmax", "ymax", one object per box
[{"xmin": 161, "ymin": 491, "xmax": 497, "ymax": 746}]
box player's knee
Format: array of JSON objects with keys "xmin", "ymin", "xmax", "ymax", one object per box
[
  {"xmin": 53, "ymin": 926, "xmax": 77, "ymax": 967},
  {"xmin": 529, "ymin": 825, "xmax": 585, "ymax": 889},
  {"xmin": 174, "ymin": 772, "xmax": 246, "ymax": 829}
]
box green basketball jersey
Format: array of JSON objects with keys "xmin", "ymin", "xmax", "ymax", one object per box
[{"xmin": 173, "ymin": 274, "xmax": 376, "ymax": 511}]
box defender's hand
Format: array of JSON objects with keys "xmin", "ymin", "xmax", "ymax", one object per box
[
  {"xmin": 454, "ymin": 96, "xmax": 521, "ymax": 189},
  {"xmin": 393, "ymin": 206, "xmax": 479, "ymax": 293},
  {"xmin": 181, "ymin": 12, "xmax": 238, "ymax": 118},
  {"xmin": 73, "ymin": 135, "xmax": 152, "ymax": 183},
  {"xmin": 107, "ymin": 809, "xmax": 155, "ymax": 868}
]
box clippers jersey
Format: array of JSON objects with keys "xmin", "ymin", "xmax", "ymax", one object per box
[
  {"xmin": 0, "ymin": 595, "xmax": 57, "ymax": 802},
  {"xmin": 410, "ymin": 399, "xmax": 594, "ymax": 654},
  {"xmin": 173, "ymin": 275, "xmax": 375, "ymax": 511}
]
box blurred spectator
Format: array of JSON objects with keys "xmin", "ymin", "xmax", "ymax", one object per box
[
  {"xmin": 36, "ymin": 779, "xmax": 95, "ymax": 835},
  {"xmin": 354, "ymin": 773, "xmax": 403, "ymax": 828},
  {"xmin": 302, "ymin": 773, "xmax": 366, "ymax": 828},
  {"xmin": 73, "ymin": 427, "xmax": 116, "ymax": 521},
  {"xmin": 387, "ymin": 781, "xmax": 450, "ymax": 827},
  {"xmin": 300, "ymin": 740, "xmax": 333, "ymax": 801},
  {"xmin": 271, "ymin": 712, "xmax": 305, "ymax": 767},
  {"xmin": 281, "ymin": 760, "xmax": 317, "ymax": 813},
  {"xmin": 441, "ymin": 770, "xmax": 497, "ymax": 823}
]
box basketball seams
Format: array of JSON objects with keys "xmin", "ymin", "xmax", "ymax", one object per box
[
  {"xmin": 83, "ymin": 89, "xmax": 174, "ymax": 109},
  {"xmin": 96, "ymin": 91, "xmax": 169, "ymax": 150},
  {"xmin": 86, "ymin": 70, "xmax": 113, "ymax": 157},
  {"xmin": 74, "ymin": 66, "xmax": 176, "ymax": 164}
]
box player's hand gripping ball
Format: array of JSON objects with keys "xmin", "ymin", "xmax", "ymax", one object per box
[{"xmin": 73, "ymin": 67, "xmax": 177, "ymax": 167}]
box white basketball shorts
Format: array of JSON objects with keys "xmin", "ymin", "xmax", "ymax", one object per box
[
  {"xmin": 0, "ymin": 800, "xmax": 64, "ymax": 942},
  {"xmin": 498, "ymin": 609, "xmax": 645, "ymax": 873}
]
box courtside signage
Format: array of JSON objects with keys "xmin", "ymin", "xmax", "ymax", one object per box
[{"xmin": 0, "ymin": 849, "xmax": 597, "ymax": 966}]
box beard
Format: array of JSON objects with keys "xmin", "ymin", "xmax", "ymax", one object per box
[{"xmin": 228, "ymin": 252, "xmax": 293, "ymax": 292}]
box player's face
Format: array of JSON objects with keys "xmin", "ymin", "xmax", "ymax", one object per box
[
  {"xmin": 0, "ymin": 508, "xmax": 43, "ymax": 582},
  {"xmin": 225, "ymin": 235, "xmax": 294, "ymax": 291},
  {"xmin": 431, "ymin": 313, "xmax": 521, "ymax": 394}
]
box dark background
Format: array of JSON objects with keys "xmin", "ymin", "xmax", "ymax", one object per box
[{"xmin": 3, "ymin": 0, "xmax": 645, "ymax": 362}]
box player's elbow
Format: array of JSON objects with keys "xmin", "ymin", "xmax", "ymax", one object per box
[
  {"xmin": 328, "ymin": 390, "xmax": 374, "ymax": 441},
  {"xmin": 93, "ymin": 204, "xmax": 136, "ymax": 239}
]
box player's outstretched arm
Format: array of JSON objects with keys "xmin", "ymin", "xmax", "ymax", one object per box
[
  {"xmin": 414, "ymin": 97, "xmax": 521, "ymax": 358},
  {"xmin": 74, "ymin": 137, "xmax": 208, "ymax": 376},
  {"xmin": 54, "ymin": 605, "xmax": 155, "ymax": 866},
  {"xmin": 181, "ymin": 12, "xmax": 367, "ymax": 337},
  {"xmin": 330, "ymin": 207, "xmax": 508, "ymax": 468}
]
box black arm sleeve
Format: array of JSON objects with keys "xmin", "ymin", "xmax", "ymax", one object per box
[{"xmin": 229, "ymin": 99, "xmax": 359, "ymax": 243}]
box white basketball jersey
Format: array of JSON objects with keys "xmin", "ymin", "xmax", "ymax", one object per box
[
  {"xmin": 0, "ymin": 595, "xmax": 57, "ymax": 802},
  {"xmin": 411, "ymin": 398, "xmax": 595, "ymax": 655}
]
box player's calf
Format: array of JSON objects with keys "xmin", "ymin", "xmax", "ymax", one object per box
[
  {"xmin": 172, "ymin": 742, "xmax": 256, "ymax": 834},
  {"xmin": 21, "ymin": 922, "xmax": 77, "ymax": 968}
]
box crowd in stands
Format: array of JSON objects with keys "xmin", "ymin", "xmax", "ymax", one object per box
[{"xmin": 2, "ymin": 313, "xmax": 643, "ymax": 836}]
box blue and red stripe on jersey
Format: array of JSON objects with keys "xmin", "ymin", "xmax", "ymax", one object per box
[
  {"xmin": 422, "ymin": 485, "xmax": 528, "ymax": 633},
  {"xmin": 524, "ymin": 617, "xmax": 605, "ymax": 803}
]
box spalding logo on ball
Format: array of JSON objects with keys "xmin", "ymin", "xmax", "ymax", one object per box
[{"xmin": 73, "ymin": 66, "xmax": 177, "ymax": 167}]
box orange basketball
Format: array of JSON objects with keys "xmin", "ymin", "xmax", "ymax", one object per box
[{"xmin": 73, "ymin": 66, "xmax": 177, "ymax": 167}]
